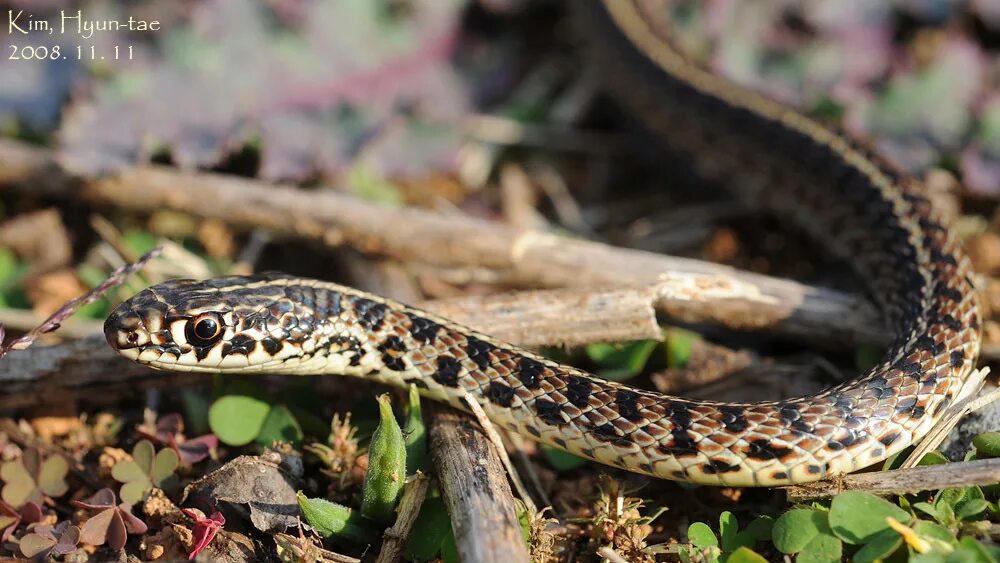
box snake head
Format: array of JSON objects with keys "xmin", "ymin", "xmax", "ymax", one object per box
[{"xmin": 104, "ymin": 275, "xmax": 308, "ymax": 372}]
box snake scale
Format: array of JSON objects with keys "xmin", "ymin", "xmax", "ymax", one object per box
[{"xmin": 104, "ymin": 1, "xmax": 983, "ymax": 486}]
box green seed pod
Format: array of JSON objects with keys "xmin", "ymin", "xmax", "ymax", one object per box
[
  {"xmin": 404, "ymin": 385, "xmax": 426, "ymax": 475},
  {"xmin": 296, "ymin": 491, "xmax": 377, "ymax": 544},
  {"xmin": 361, "ymin": 394, "xmax": 407, "ymax": 523}
]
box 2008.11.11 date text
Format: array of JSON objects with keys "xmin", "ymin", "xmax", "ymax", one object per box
[{"xmin": 8, "ymin": 44, "xmax": 134, "ymax": 60}]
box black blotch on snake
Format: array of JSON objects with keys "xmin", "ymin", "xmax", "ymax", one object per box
[
  {"xmin": 534, "ymin": 399, "xmax": 564, "ymax": 425},
  {"xmin": 432, "ymin": 356, "xmax": 462, "ymax": 387},
  {"xmin": 516, "ymin": 357, "xmax": 545, "ymax": 389},
  {"xmin": 565, "ymin": 376, "xmax": 593, "ymax": 407},
  {"xmin": 485, "ymin": 381, "xmax": 515, "ymax": 407}
]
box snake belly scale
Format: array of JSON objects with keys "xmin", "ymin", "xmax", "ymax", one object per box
[{"xmin": 104, "ymin": 1, "xmax": 982, "ymax": 487}]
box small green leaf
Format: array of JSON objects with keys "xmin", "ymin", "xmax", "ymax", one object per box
[
  {"xmin": 440, "ymin": 526, "xmax": 460, "ymax": 563},
  {"xmin": 119, "ymin": 481, "xmax": 151, "ymax": 506},
  {"xmin": 829, "ymin": 491, "xmax": 911, "ymax": 544},
  {"xmin": 718, "ymin": 511, "xmax": 738, "ymax": 551},
  {"xmin": 852, "ymin": 528, "xmax": 903, "ymax": 563},
  {"xmin": 540, "ymin": 445, "xmax": 588, "ymax": 471},
  {"xmin": 151, "ymin": 448, "xmax": 179, "ymax": 485},
  {"xmin": 586, "ymin": 340, "xmax": 659, "ymax": 380},
  {"xmin": 956, "ymin": 536, "xmax": 1000, "ymax": 562},
  {"xmin": 516, "ymin": 504, "xmax": 531, "ymax": 545},
  {"xmin": 724, "ymin": 547, "xmax": 768, "ymax": 563},
  {"xmin": 797, "ymin": 532, "xmax": 842, "ymax": 563},
  {"xmin": 913, "ymin": 501, "xmax": 941, "ymax": 522},
  {"xmin": 296, "ymin": 492, "xmax": 377, "ymax": 543},
  {"xmin": 36, "ymin": 456, "xmax": 69, "ymax": 498},
  {"xmin": 687, "ymin": 521, "xmax": 719, "ymax": 549},
  {"xmin": 772, "ymin": 509, "xmax": 825, "ymax": 554},
  {"xmin": 973, "ymin": 432, "xmax": 1000, "ymax": 458},
  {"xmin": 255, "ymin": 404, "xmax": 304, "ymax": 448},
  {"xmin": 404, "ymin": 496, "xmax": 451, "ymax": 561},
  {"xmin": 955, "ymin": 487, "xmax": 989, "ymax": 521},
  {"xmin": 666, "ymin": 328, "xmax": 700, "ymax": 369},
  {"xmin": 132, "ymin": 440, "xmax": 155, "ymax": 473},
  {"xmin": 730, "ymin": 516, "xmax": 773, "ymax": 551},
  {"xmin": 403, "ymin": 385, "xmax": 426, "ymax": 475},
  {"xmin": 110, "ymin": 461, "xmax": 146, "ymax": 484},
  {"xmin": 361, "ymin": 394, "xmax": 407, "ymax": 524},
  {"xmin": 912, "ymin": 520, "xmax": 956, "ymax": 546},
  {"xmin": 0, "ymin": 460, "xmax": 35, "ymax": 506},
  {"xmin": 917, "ymin": 451, "xmax": 949, "ymax": 466},
  {"xmin": 208, "ymin": 395, "xmax": 271, "ymax": 446}
]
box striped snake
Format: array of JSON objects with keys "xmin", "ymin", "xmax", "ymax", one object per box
[{"xmin": 104, "ymin": 1, "xmax": 982, "ymax": 486}]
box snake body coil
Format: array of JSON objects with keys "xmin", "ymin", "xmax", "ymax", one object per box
[{"xmin": 105, "ymin": 1, "xmax": 982, "ymax": 486}]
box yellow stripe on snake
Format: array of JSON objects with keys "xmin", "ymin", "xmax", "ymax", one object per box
[{"xmin": 104, "ymin": 1, "xmax": 982, "ymax": 486}]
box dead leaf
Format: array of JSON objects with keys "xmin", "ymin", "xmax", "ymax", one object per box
[{"xmin": 182, "ymin": 451, "xmax": 302, "ymax": 533}]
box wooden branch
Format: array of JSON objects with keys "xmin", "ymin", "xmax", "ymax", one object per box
[
  {"xmin": 0, "ymin": 139, "xmax": 884, "ymax": 347},
  {"xmin": 785, "ymin": 458, "xmax": 1000, "ymax": 501},
  {"xmin": 0, "ymin": 334, "xmax": 202, "ymax": 409},
  {"xmin": 420, "ymin": 285, "xmax": 660, "ymax": 348},
  {"xmin": 429, "ymin": 408, "xmax": 531, "ymax": 563},
  {"xmin": 375, "ymin": 473, "xmax": 429, "ymax": 563}
]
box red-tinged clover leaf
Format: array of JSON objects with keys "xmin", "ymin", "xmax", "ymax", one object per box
[
  {"xmin": 137, "ymin": 413, "xmax": 218, "ymax": 464},
  {"xmin": 57, "ymin": 0, "xmax": 469, "ymax": 183},
  {"xmin": 72, "ymin": 488, "xmax": 147, "ymax": 551},
  {"xmin": 19, "ymin": 521, "xmax": 81, "ymax": 559},
  {"xmin": 136, "ymin": 413, "xmax": 185, "ymax": 444},
  {"xmin": 0, "ymin": 448, "xmax": 69, "ymax": 507},
  {"xmin": 0, "ymin": 500, "xmax": 41, "ymax": 543},
  {"xmin": 111, "ymin": 439, "xmax": 179, "ymax": 505},
  {"xmin": 182, "ymin": 508, "xmax": 225, "ymax": 560},
  {"xmin": 175, "ymin": 434, "xmax": 219, "ymax": 465}
]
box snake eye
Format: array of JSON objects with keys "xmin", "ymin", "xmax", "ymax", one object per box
[{"xmin": 190, "ymin": 313, "xmax": 223, "ymax": 344}]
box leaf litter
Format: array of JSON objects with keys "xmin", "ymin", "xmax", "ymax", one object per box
[{"xmin": 56, "ymin": 0, "xmax": 470, "ymax": 183}]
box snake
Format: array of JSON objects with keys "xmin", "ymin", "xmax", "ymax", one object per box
[{"xmin": 103, "ymin": 0, "xmax": 982, "ymax": 487}]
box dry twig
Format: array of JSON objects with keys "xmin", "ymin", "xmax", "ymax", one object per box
[
  {"xmin": 429, "ymin": 408, "xmax": 531, "ymax": 563},
  {"xmin": 273, "ymin": 532, "xmax": 360, "ymax": 563},
  {"xmin": 785, "ymin": 458, "xmax": 1000, "ymax": 501},
  {"xmin": 0, "ymin": 247, "xmax": 161, "ymax": 359},
  {"xmin": 461, "ymin": 390, "xmax": 537, "ymax": 515},
  {"xmin": 375, "ymin": 472, "xmax": 430, "ymax": 563}
]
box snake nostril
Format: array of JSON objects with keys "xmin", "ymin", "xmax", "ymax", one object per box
[
  {"xmin": 104, "ymin": 304, "xmax": 144, "ymax": 350},
  {"xmin": 103, "ymin": 314, "xmax": 122, "ymax": 349}
]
